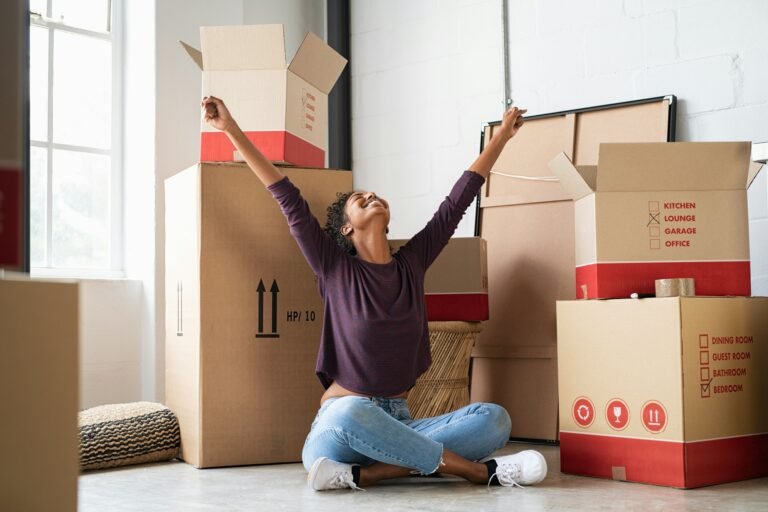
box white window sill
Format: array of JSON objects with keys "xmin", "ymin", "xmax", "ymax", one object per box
[{"xmin": 29, "ymin": 268, "xmax": 127, "ymax": 281}]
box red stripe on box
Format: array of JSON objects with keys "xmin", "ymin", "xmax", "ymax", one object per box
[
  {"xmin": 684, "ymin": 434, "xmax": 768, "ymax": 488},
  {"xmin": 200, "ymin": 131, "xmax": 324, "ymax": 167},
  {"xmin": 284, "ymin": 131, "xmax": 325, "ymax": 168},
  {"xmin": 424, "ymin": 294, "xmax": 489, "ymax": 321},
  {"xmin": 560, "ymin": 431, "xmax": 768, "ymax": 488},
  {"xmin": 575, "ymin": 261, "xmax": 751, "ymax": 299},
  {"xmin": 560, "ymin": 432, "xmax": 686, "ymax": 487},
  {"xmin": 0, "ymin": 168, "xmax": 22, "ymax": 267}
]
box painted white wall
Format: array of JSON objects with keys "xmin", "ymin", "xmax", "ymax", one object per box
[
  {"xmin": 350, "ymin": 0, "xmax": 505, "ymax": 239},
  {"xmin": 243, "ymin": 0, "xmax": 326, "ymax": 60},
  {"xmin": 505, "ymin": 0, "xmax": 768, "ymax": 294},
  {"xmin": 122, "ymin": 0, "xmax": 157, "ymax": 405},
  {"xmin": 79, "ymin": 280, "xmax": 143, "ymax": 408}
]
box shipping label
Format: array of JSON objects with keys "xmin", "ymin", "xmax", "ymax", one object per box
[
  {"xmin": 698, "ymin": 333, "xmax": 754, "ymax": 398},
  {"xmin": 648, "ymin": 200, "xmax": 697, "ymax": 250}
]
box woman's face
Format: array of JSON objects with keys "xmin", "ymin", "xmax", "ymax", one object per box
[{"xmin": 343, "ymin": 191, "xmax": 390, "ymax": 233}]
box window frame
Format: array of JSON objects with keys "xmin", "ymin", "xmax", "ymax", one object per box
[{"xmin": 29, "ymin": 0, "xmax": 124, "ymax": 279}]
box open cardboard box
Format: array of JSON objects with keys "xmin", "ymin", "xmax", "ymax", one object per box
[
  {"xmin": 549, "ymin": 142, "xmax": 763, "ymax": 299},
  {"xmin": 181, "ymin": 25, "xmax": 347, "ymax": 167}
]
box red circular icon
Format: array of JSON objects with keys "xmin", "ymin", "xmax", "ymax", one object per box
[
  {"xmin": 641, "ymin": 400, "xmax": 668, "ymax": 433},
  {"xmin": 572, "ymin": 397, "xmax": 595, "ymax": 428},
  {"xmin": 605, "ymin": 398, "xmax": 630, "ymax": 431}
]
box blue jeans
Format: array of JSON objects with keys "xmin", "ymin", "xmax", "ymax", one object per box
[{"xmin": 301, "ymin": 396, "xmax": 512, "ymax": 475}]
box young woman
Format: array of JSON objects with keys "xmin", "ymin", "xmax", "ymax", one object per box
[{"xmin": 201, "ymin": 96, "xmax": 546, "ymax": 490}]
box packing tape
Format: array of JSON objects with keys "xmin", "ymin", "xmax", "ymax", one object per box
[{"xmin": 655, "ymin": 278, "xmax": 696, "ymax": 297}]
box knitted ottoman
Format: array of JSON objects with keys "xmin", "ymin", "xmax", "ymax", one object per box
[{"xmin": 79, "ymin": 402, "xmax": 180, "ymax": 470}]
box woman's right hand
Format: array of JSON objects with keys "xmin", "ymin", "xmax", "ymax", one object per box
[{"xmin": 202, "ymin": 96, "xmax": 238, "ymax": 133}]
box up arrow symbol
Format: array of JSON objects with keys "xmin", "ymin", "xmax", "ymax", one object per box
[
  {"xmin": 257, "ymin": 279, "xmax": 266, "ymax": 334},
  {"xmin": 270, "ymin": 280, "xmax": 279, "ymax": 334}
]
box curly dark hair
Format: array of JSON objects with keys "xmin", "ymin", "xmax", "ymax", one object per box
[{"xmin": 324, "ymin": 191, "xmax": 356, "ymax": 256}]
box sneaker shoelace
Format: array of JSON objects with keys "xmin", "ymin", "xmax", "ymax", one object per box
[
  {"xmin": 329, "ymin": 471, "xmax": 364, "ymax": 491},
  {"xmin": 489, "ymin": 463, "xmax": 525, "ymax": 488}
]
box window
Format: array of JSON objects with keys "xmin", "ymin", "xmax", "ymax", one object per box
[{"xmin": 29, "ymin": 0, "xmax": 123, "ymax": 278}]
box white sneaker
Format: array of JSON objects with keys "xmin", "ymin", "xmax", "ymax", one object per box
[
  {"xmin": 490, "ymin": 450, "xmax": 547, "ymax": 487},
  {"xmin": 307, "ymin": 457, "xmax": 363, "ymax": 491}
]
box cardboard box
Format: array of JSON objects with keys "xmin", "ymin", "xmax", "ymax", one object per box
[
  {"xmin": 472, "ymin": 97, "xmax": 675, "ymax": 440},
  {"xmin": 388, "ymin": 237, "xmax": 488, "ymax": 321},
  {"xmin": 557, "ymin": 297, "xmax": 768, "ymax": 488},
  {"xmin": 550, "ymin": 142, "xmax": 764, "ymax": 299},
  {"xmin": 181, "ymin": 25, "xmax": 347, "ymax": 167},
  {"xmin": 1, "ymin": 276, "xmax": 79, "ymax": 511},
  {"xmin": 165, "ymin": 163, "xmax": 352, "ymax": 468}
]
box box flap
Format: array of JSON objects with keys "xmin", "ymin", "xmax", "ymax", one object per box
[
  {"xmin": 288, "ymin": 32, "xmax": 347, "ymax": 94},
  {"xmin": 200, "ymin": 24, "xmax": 286, "ymax": 71},
  {"xmin": 751, "ymin": 141, "xmax": 768, "ymax": 163},
  {"xmin": 596, "ymin": 142, "xmax": 751, "ymax": 192},
  {"xmin": 747, "ymin": 161, "xmax": 764, "ymax": 188},
  {"xmin": 180, "ymin": 41, "xmax": 203, "ymax": 70},
  {"xmin": 549, "ymin": 152, "xmax": 595, "ymax": 200}
]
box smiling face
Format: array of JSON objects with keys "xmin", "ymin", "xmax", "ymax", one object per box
[{"xmin": 341, "ymin": 191, "xmax": 390, "ymax": 237}]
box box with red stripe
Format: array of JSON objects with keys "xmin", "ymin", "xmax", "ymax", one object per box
[
  {"xmin": 557, "ymin": 297, "xmax": 768, "ymax": 488},
  {"xmin": 181, "ymin": 25, "xmax": 347, "ymax": 167},
  {"xmin": 0, "ymin": 166, "xmax": 22, "ymax": 268},
  {"xmin": 390, "ymin": 237, "xmax": 488, "ymax": 322},
  {"xmin": 549, "ymin": 142, "xmax": 763, "ymax": 299}
]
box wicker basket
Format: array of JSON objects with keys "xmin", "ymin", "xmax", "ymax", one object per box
[{"xmin": 407, "ymin": 321, "xmax": 483, "ymax": 419}]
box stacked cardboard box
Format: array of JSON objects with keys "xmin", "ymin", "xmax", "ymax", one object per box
[
  {"xmin": 1, "ymin": 276, "xmax": 79, "ymax": 511},
  {"xmin": 166, "ymin": 25, "xmax": 350, "ymax": 468},
  {"xmin": 555, "ymin": 142, "xmax": 767, "ymax": 487},
  {"xmin": 471, "ymin": 97, "xmax": 675, "ymax": 441},
  {"xmin": 181, "ymin": 25, "xmax": 347, "ymax": 167},
  {"xmin": 389, "ymin": 237, "xmax": 488, "ymax": 322},
  {"xmin": 557, "ymin": 297, "xmax": 768, "ymax": 488}
]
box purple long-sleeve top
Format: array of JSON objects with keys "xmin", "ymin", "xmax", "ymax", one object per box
[{"xmin": 267, "ymin": 170, "xmax": 485, "ymax": 396}]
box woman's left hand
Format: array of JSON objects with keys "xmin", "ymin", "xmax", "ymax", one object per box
[{"xmin": 498, "ymin": 106, "xmax": 527, "ymax": 140}]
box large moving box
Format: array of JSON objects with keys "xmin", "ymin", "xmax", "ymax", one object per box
[
  {"xmin": 389, "ymin": 237, "xmax": 488, "ymax": 321},
  {"xmin": 471, "ymin": 97, "xmax": 675, "ymax": 441},
  {"xmin": 1, "ymin": 276, "xmax": 79, "ymax": 511},
  {"xmin": 182, "ymin": 25, "xmax": 347, "ymax": 167},
  {"xmin": 165, "ymin": 163, "xmax": 352, "ymax": 468},
  {"xmin": 550, "ymin": 142, "xmax": 763, "ymax": 299},
  {"xmin": 557, "ymin": 297, "xmax": 768, "ymax": 488}
]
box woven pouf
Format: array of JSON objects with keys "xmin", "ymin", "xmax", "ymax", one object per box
[
  {"xmin": 407, "ymin": 321, "xmax": 483, "ymax": 419},
  {"xmin": 79, "ymin": 402, "xmax": 180, "ymax": 470}
]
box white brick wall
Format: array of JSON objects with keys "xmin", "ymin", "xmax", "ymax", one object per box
[
  {"xmin": 351, "ymin": 0, "xmax": 503, "ymax": 239},
  {"xmin": 351, "ymin": 0, "xmax": 767, "ymax": 294}
]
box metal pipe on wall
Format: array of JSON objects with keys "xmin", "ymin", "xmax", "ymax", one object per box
[
  {"xmin": 502, "ymin": 0, "xmax": 512, "ymax": 108},
  {"xmin": 327, "ymin": 0, "xmax": 351, "ymax": 170}
]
